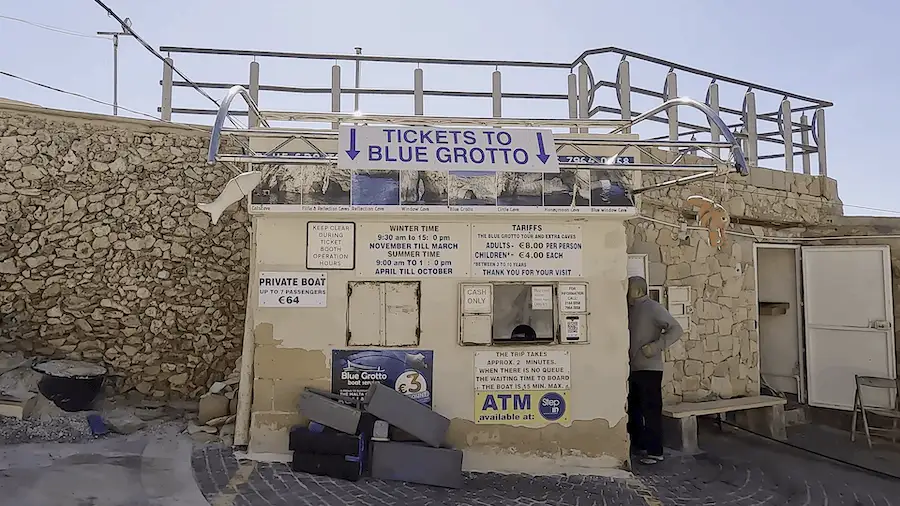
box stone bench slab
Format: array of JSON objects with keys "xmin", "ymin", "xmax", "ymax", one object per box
[
  {"xmin": 660, "ymin": 395, "xmax": 788, "ymax": 455},
  {"xmin": 663, "ymin": 395, "xmax": 787, "ymax": 419}
]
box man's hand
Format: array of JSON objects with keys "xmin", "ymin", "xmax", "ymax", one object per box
[{"xmin": 641, "ymin": 343, "xmax": 656, "ymax": 358}]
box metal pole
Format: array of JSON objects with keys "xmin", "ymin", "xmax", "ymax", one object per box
[
  {"xmin": 577, "ymin": 63, "xmax": 589, "ymax": 133},
  {"xmin": 491, "ymin": 69, "xmax": 501, "ymax": 118},
  {"xmin": 113, "ymin": 34, "xmax": 119, "ymax": 115},
  {"xmin": 414, "ymin": 67, "xmax": 424, "ymax": 115},
  {"xmin": 814, "ymin": 108, "xmax": 827, "ymax": 177},
  {"xmin": 567, "ymin": 73, "xmax": 577, "ymax": 134},
  {"xmin": 249, "ymin": 61, "xmax": 260, "ymax": 128},
  {"xmin": 98, "ymin": 29, "xmax": 133, "ymax": 116},
  {"xmin": 707, "ymin": 82, "xmax": 720, "ymax": 159},
  {"xmin": 780, "ymin": 99, "xmax": 793, "ymax": 172},
  {"xmin": 331, "ymin": 64, "xmax": 341, "ymax": 129},
  {"xmin": 354, "ymin": 47, "xmax": 362, "ymax": 112},
  {"xmin": 800, "ymin": 114, "xmax": 811, "ymax": 175}
]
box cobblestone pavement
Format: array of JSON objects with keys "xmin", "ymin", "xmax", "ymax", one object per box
[
  {"xmin": 193, "ymin": 427, "xmax": 900, "ymax": 506},
  {"xmin": 639, "ymin": 426, "xmax": 900, "ymax": 505},
  {"xmin": 191, "ymin": 445, "xmax": 651, "ymax": 505}
]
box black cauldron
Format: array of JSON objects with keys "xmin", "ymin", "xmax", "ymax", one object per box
[{"xmin": 33, "ymin": 360, "xmax": 107, "ymax": 412}]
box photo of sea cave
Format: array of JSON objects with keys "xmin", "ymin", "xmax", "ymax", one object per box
[
  {"xmin": 590, "ymin": 169, "xmax": 635, "ymax": 207},
  {"xmin": 543, "ymin": 169, "xmax": 591, "ymax": 206},
  {"xmin": 449, "ymin": 171, "xmax": 497, "ymax": 206},
  {"xmin": 496, "ymin": 172, "xmax": 543, "ymax": 207},
  {"xmin": 250, "ymin": 165, "xmax": 351, "ymax": 206},
  {"xmin": 351, "ymin": 170, "xmax": 401, "ymax": 206},
  {"xmin": 400, "ymin": 170, "xmax": 448, "ymax": 206}
]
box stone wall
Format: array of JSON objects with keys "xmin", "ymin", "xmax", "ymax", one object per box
[
  {"xmin": 0, "ymin": 103, "xmax": 249, "ymax": 399},
  {"xmin": 0, "ymin": 102, "xmax": 849, "ymax": 407},
  {"xmin": 630, "ymin": 150, "xmax": 843, "ymax": 404}
]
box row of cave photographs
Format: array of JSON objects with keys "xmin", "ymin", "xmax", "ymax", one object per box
[{"xmin": 252, "ymin": 166, "xmax": 635, "ymax": 207}]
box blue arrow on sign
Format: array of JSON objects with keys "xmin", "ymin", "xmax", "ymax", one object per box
[
  {"xmin": 345, "ymin": 127, "xmax": 360, "ymax": 160},
  {"xmin": 536, "ymin": 132, "xmax": 550, "ymax": 164}
]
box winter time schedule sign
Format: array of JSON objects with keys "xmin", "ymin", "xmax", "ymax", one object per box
[
  {"xmin": 337, "ymin": 125, "xmax": 561, "ymax": 173},
  {"xmin": 356, "ymin": 223, "xmax": 471, "ymax": 277}
]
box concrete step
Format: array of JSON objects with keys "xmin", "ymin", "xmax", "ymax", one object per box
[{"xmin": 0, "ymin": 393, "xmax": 36, "ymax": 420}]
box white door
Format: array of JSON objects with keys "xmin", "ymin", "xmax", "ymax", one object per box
[{"xmin": 802, "ymin": 245, "xmax": 896, "ymax": 410}]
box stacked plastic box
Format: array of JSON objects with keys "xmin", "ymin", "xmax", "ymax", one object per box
[{"xmin": 293, "ymin": 384, "xmax": 463, "ymax": 488}]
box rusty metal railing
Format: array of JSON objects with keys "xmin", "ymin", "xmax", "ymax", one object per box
[{"xmin": 157, "ymin": 45, "xmax": 830, "ymax": 176}]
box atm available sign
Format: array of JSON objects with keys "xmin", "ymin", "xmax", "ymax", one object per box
[
  {"xmin": 473, "ymin": 350, "xmax": 571, "ymax": 427},
  {"xmin": 474, "ymin": 390, "xmax": 569, "ymax": 426}
]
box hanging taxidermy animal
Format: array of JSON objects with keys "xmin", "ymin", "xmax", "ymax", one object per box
[
  {"xmin": 686, "ymin": 195, "xmax": 730, "ymax": 249},
  {"xmin": 197, "ymin": 171, "xmax": 263, "ymax": 225}
]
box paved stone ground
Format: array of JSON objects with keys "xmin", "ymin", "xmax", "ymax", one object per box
[
  {"xmin": 191, "ymin": 445, "xmax": 652, "ymax": 505},
  {"xmin": 192, "ymin": 426, "xmax": 900, "ymax": 506},
  {"xmin": 0, "ymin": 426, "xmax": 208, "ymax": 506}
]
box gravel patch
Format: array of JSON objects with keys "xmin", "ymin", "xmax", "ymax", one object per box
[{"xmin": 0, "ymin": 413, "xmax": 93, "ymax": 444}]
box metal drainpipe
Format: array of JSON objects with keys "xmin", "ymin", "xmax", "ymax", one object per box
[{"xmin": 233, "ymin": 218, "xmax": 257, "ymax": 448}]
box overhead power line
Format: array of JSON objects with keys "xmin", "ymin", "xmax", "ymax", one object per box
[
  {"xmin": 0, "ymin": 70, "xmax": 161, "ymax": 121},
  {"xmin": 90, "ymin": 0, "xmax": 221, "ymax": 109},
  {"xmin": 0, "ymin": 14, "xmax": 109, "ymax": 40}
]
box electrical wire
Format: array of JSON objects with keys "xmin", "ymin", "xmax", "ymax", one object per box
[
  {"xmin": 89, "ymin": 0, "xmax": 251, "ymax": 146},
  {"xmin": 0, "ymin": 14, "xmax": 109, "ymax": 40},
  {"xmin": 90, "ymin": 0, "xmax": 223, "ymax": 109},
  {"xmin": 2, "ymin": 70, "xmax": 177, "ymax": 124},
  {"xmin": 0, "ymin": 70, "xmax": 241, "ymax": 152},
  {"xmin": 0, "ymin": 70, "xmax": 252, "ymax": 175}
]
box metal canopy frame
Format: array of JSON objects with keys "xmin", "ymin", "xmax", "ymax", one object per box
[{"xmin": 206, "ymin": 85, "xmax": 748, "ymax": 195}]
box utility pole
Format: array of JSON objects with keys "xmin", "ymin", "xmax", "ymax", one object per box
[{"xmin": 97, "ymin": 17, "xmax": 133, "ymax": 116}]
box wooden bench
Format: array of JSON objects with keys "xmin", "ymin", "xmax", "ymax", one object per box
[{"xmin": 661, "ymin": 395, "xmax": 787, "ymax": 454}]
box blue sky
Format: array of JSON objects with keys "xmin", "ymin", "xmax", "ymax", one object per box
[{"xmin": 2, "ymin": 0, "xmax": 898, "ymax": 216}]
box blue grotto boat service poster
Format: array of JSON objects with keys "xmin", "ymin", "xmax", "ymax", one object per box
[{"xmin": 331, "ymin": 349, "xmax": 434, "ymax": 407}]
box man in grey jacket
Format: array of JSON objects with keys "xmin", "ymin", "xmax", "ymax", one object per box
[{"xmin": 627, "ymin": 276, "xmax": 683, "ymax": 465}]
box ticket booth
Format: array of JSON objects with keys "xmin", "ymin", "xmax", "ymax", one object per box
[{"xmin": 201, "ymin": 88, "xmax": 747, "ymax": 473}]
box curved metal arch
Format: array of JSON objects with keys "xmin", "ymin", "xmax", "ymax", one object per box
[
  {"xmin": 609, "ymin": 97, "xmax": 748, "ymax": 176},
  {"xmin": 207, "ymin": 85, "xmax": 268, "ymax": 164}
]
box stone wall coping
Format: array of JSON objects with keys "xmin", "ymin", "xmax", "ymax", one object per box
[
  {"xmin": 1, "ymin": 99, "xmax": 841, "ymax": 202},
  {"xmin": 0, "ymin": 100, "xmax": 212, "ymax": 138}
]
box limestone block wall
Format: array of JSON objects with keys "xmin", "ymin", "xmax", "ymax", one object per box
[
  {"xmin": 0, "ymin": 103, "xmax": 249, "ymax": 399},
  {"xmin": 0, "ymin": 102, "xmax": 848, "ymax": 407},
  {"xmin": 630, "ymin": 151, "xmax": 843, "ymax": 404}
]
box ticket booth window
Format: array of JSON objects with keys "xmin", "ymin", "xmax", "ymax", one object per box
[
  {"xmin": 492, "ymin": 284, "xmax": 555, "ymax": 344},
  {"xmin": 347, "ymin": 281, "xmax": 421, "ymax": 346},
  {"xmin": 459, "ymin": 283, "xmax": 562, "ymax": 345}
]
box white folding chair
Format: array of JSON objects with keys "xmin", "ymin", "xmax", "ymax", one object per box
[{"xmin": 850, "ymin": 374, "xmax": 900, "ymax": 448}]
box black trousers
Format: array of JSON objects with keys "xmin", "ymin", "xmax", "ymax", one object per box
[{"xmin": 627, "ymin": 370, "xmax": 664, "ymax": 457}]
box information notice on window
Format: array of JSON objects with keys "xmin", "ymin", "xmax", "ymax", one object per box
[
  {"xmin": 356, "ymin": 223, "xmax": 470, "ymax": 277},
  {"xmin": 473, "ymin": 350, "xmax": 571, "ymax": 427},
  {"xmin": 471, "ymin": 223, "xmax": 583, "ymax": 278}
]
